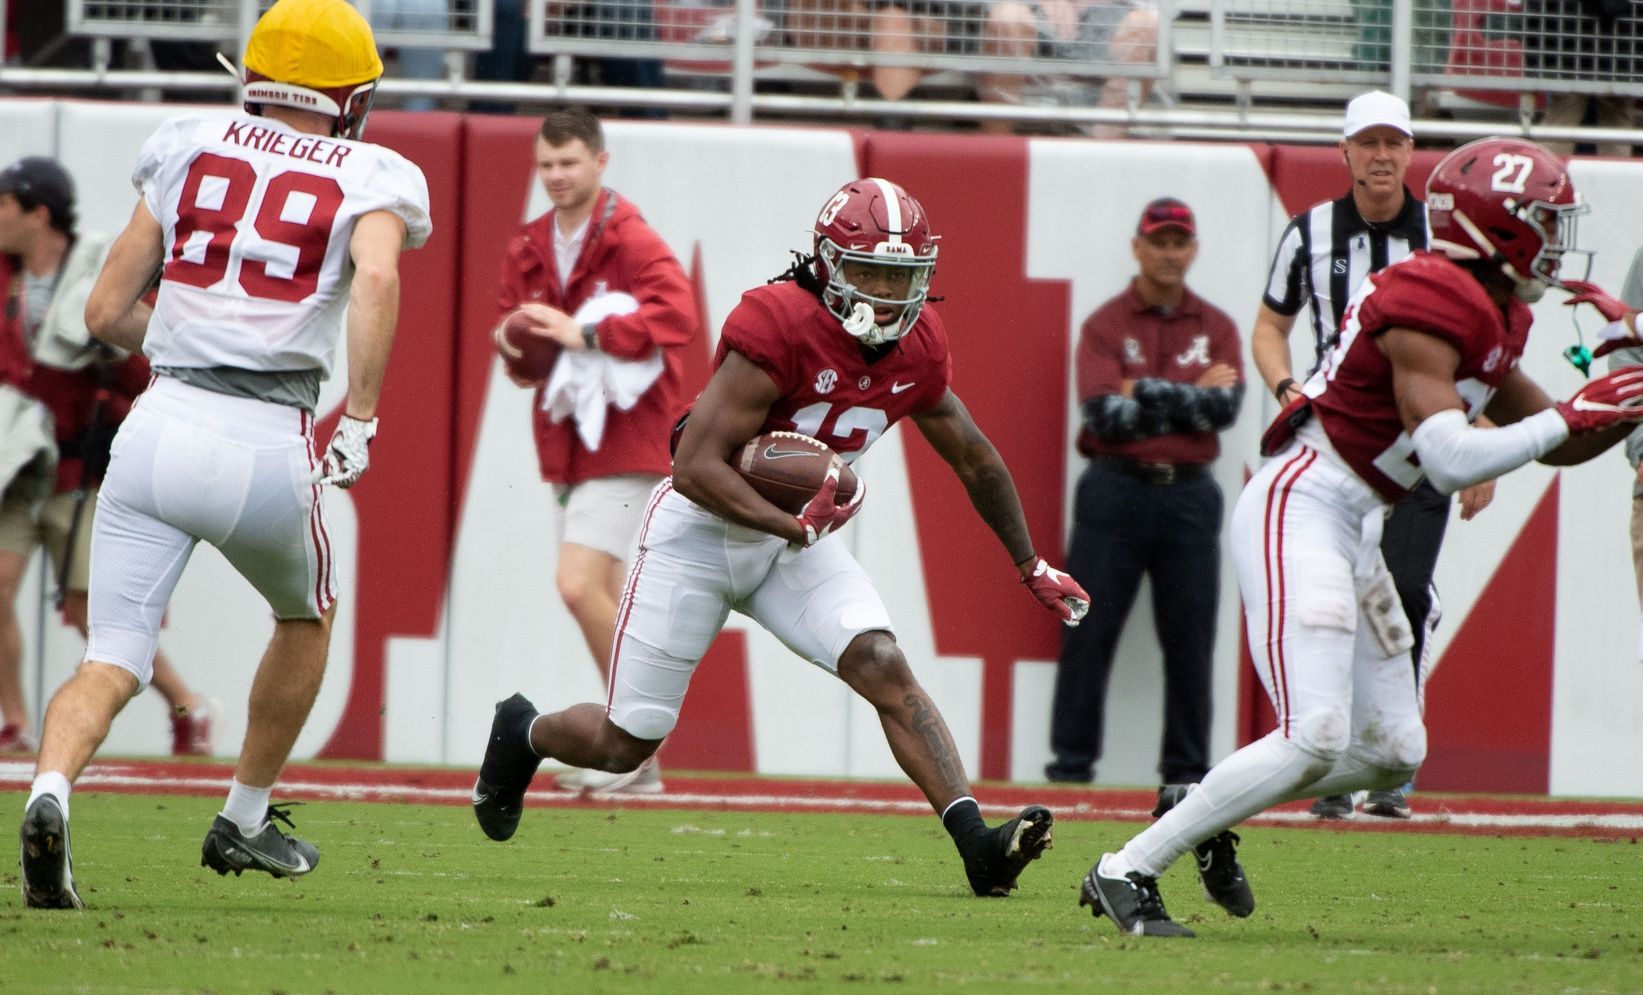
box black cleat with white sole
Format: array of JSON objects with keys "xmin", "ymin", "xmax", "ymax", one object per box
[
  {"xmin": 472, "ymin": 693, "xmax": 544, "ymax": 842},
  {"xmin": 201, "ymin": 803, "xmax": 318, "ymax": 879},
  {"xmin": 963, "ymin": 804, "xmax": 1054, "ymax": 897},
  {"xmin": 1079, "ymin": 854, "xmax": 1195, "ymax": 937},
  {"xmin": 20, "ymin": 795, "xmax": 84, "ymax": 910}
]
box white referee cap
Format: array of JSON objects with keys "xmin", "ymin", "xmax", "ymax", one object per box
[{"xmin": 1343, "ymin": 91, "xmax": 1413, "ymax": 139}]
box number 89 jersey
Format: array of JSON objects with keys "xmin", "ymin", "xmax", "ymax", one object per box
[
  {"xmin": 134, "ymin": 113, "xmax": 433, "ymax": 376},
  {"xmin": 1306, "ymin": 251, "xmax": 1532, "ymax": 502}
]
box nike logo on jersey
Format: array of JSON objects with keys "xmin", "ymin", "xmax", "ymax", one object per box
[{"xmin": 891, "ymin": 382, "xmax": 915, "ymax": 394}]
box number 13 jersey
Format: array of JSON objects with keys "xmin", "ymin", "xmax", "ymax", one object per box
[{"xmin": 134, "ymin": 113, "xmax": 433, "ymax": 377}]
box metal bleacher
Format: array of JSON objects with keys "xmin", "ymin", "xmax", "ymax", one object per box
[{"xmin": 1, "ymin": 0, "xmax": 1640, "ymax": 145}]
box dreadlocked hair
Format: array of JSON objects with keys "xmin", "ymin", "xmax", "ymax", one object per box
[{"xmin": 768, "ymin": 251, "xmax": 826, "ymax": 299}]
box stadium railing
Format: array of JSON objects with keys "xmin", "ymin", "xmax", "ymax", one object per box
[{"xmin": 1, "ymin": 0, "xmax": 1639, "ymax": 145}]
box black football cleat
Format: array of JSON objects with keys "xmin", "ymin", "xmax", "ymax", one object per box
[
  {"xmin": 472, "ymin": 693, "xmax": 543, "ymax": 842},
  {"xmin": 1362, "ymin": 789, "xmax": 1412, "ymax": 819},
  {"xmin": 1309, "ymin": 793, "xmax": 1356, "ymax": 819},
  {"xmin": 1194, "ymin": 831, "xmax": 1254, "ymax": 917},
  {"xmin": 20, "ymin": 795, "xmax": 84, "ymax": 910},
  {"xmin": 200, "ymin": 804, "xmax": 318, "ymax": 879},
  {"xmin": 963, "ymin": 805, "xmax": 1053, "ymax": 897},
  {"xmin": 1080, "ymin": 855, "xmax": 1195, "ymax": 938}
]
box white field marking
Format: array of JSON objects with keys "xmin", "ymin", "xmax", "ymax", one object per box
[{"xmin": 2, "ymin": 762, "xmax": 1640, "ymax": 831}]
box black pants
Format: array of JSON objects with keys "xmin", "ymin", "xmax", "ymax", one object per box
[
  {"xmin": 1380, "ymin": 478, "xmax": 1451, "ymax": 685},
  {"xmin": 1047, "ymin": 461, "xmax": 1222, "ymax": 785}
]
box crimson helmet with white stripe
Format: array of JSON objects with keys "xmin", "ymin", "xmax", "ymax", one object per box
[
  {"xmin": 1425, "ymin": 137, "xmax": 1586, "ymax": 302},
  {"xmin": 813, "ymin": 177, "xmax": 938, "ymax": 346}
]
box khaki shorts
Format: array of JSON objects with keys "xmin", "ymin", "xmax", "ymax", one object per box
[
  {"xmin": 0, "ymin": 489, "xmax": 97, "ymax": 591},
  {"xmin": 553, "ymin": 473, "xmax": 665, "ymax": 561}
]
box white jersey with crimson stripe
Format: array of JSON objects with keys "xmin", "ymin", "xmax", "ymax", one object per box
[{"xmin": 134, "ymin": 113, "xmax": 431, "ymax": 376}]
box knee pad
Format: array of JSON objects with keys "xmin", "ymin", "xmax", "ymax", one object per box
[
  {"xmin": 1291, "ymin": 705, "xmax": 1352, "ymax": 762},
  {"xmin": 1365, "ymin": 714, "xmax": 1427, "ymax": 777},
  {"xmin": 83, "ymin": 627, "xmax": 156, "ymax": 690},
  {"xmin": 610, "ymin": 703, "xmax": 678, "ymax": 743}
]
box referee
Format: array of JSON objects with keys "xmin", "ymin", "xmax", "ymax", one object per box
[{"xmin": 1249, "ymin": 91, "xmax": 1496, "ymax": 821}]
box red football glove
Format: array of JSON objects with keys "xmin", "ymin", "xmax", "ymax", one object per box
[
  {"xmin": 1554, "ymin": 366, "xmax": 1643, "ymax": 434},
  {"xmin": 1021, "ymin": 557, "xmax": 1091, "ymax": 626},
  {"xmin": 1563, "ymin": 280, "xmax": 1642, "ymax": 359},
  {"xmin": 794, "ymin": 467, "xmax": 865, "ymax": 547}
]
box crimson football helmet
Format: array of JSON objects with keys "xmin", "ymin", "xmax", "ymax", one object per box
[
  {"xmin": 1425, "ymin": 137, "xmax": 1586, "ymax": 302},
  {"xmin": 812, "ymin": 178, "xmax": 938, "ymax": 346}
]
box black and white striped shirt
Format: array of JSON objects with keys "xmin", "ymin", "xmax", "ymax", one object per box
[{"xmin": 1261, "ymin": 187, "xmax": 1428, "ymax": 373}]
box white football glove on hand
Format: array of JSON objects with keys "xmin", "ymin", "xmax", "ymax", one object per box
[
  {"xmin": 316, "ymin": 415, "xmax": 378, "ymax": 488},
  {"xmin": 1022, "ymin": 556, "xmax": 1091, "ymax": 626},
  {"xmin": 793, "ymin": 466, "xmax": 866, "ymax": 547}
]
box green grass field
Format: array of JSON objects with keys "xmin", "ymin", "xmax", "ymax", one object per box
[{"xmin": 2, "ymin": 792, "xmax": 1639, "ymax": 995}]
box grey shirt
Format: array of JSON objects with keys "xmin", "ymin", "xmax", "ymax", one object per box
[{"xmin": 1606, "ymin": 246, "xmax": 1643, "ymax": 496}]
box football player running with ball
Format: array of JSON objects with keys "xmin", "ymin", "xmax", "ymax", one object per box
[
  {"xmin": 474, "ymin": 177, "xmax": 1090, "ymax": 897},
  {"xmin": 1080, "ymin": 138, "xmax": 1643, "ymax": 937},
  {"xmin": 19, "ymin": 0, "xmax": 430, "ymax": 909}
]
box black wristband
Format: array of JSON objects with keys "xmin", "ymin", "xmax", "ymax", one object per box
[
  {"xmin": 1274, "ymin": 378, "xmax": 1296, "ymax": 401},
  {"xmin": 580, "ymin": 322, "xmax": 600, "ymax": 351}
]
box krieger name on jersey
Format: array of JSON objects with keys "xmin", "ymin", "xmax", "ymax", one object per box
[{"xmin": 220, "ymin": 120, "xmax": 353, "ymax": 168}]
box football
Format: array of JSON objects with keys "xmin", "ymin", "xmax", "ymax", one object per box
[
  {"xmin": 735, "ymin": 431, "xmax": 859, "ymax": 514},
  {"xmin": 495, "ymin": 310, "xmax": 561, "ymax": 382}
]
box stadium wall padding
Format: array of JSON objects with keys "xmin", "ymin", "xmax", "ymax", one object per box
[{"xmin": 8, "ymin": 98, "xmax": 1643, "ymax": 797}]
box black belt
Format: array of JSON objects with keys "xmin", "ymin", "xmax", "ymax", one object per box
[{"xmin": 1092, "ymin": 456, "xmax": 1209, "ymax": 485}]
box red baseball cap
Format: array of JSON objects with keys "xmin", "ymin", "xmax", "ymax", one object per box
[{"xmin": 1136, "ymin": 197, "xmax": 1195, "ymax": 236}]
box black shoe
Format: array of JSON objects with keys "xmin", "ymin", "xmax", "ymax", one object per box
[
  {"xmin": 472, "ymin": 693, "xmax": 543, "ymax": 842},
  {"xmin": 1362, "ymin": 789, "xmax": 1412, "ymax": 819},
  {"xmin": 1194, "ymin": 831, "xmax": 1254, "ymax": 917},
  {"xmin": 1044, "ymin": 763, "xmax": 1093, "ymax": 784},
  {"xmin": 1079, "ymin": 855, "xmax": 1194, "ymax": 937},
  {"xmin": 1309, "ymin": 793, "xmax": 1356, "ymax": 819},
  {"xmin": 1152, "ymin": 783, "xmax": 1192, "ymax": 818},
  {"xmin": 200, "ymin": 803, "xmax": 318, "ymax": 879},
  {"xmin": 963, "ymin": 805, "xmax": 1053, "ymax": 897},
  {"xmin": 20, "ymin": 795, "xmax": 84, "ymax": 910}
]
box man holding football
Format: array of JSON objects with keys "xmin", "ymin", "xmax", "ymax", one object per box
[
  {"xmin": 491, "ymin": 107, "xmax": 697, "ymax": 797},
  {"xmin": 1079, "ymin": 137, "xmax": 1643, "ymax": 937},
  {"xmin": 474, "ymin": 176, "xmax": 1091, "ymax": 898}
]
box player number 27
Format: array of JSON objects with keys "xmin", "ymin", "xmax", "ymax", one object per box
[
  {"xmin": 790, "ymin": 402, "xmax": 888, "ymax": 463},
  {"xmin": 165, "ymin": 152, "xmax": 343, "ymax": 303}
]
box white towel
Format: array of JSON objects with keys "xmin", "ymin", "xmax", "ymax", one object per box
[{"xmin": 540, "ymin": 292, "xmax": 665, "ymax": 452}]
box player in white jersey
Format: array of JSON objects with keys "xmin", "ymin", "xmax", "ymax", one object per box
[{"xmin": 19, "ymin": 0, "xmax": 431, "ymax": 909}]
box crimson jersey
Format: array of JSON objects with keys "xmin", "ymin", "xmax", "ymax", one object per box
[
  {"xmin": 1306, "ymin": 252, "xmax": 1532, "ymax": 501},
  {"xmin": 714, "ymin": 280, "xmax": 952, "ymax": 464}
]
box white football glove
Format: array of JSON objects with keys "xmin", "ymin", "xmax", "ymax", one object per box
[{"xmin": 316, "ymin": 415, "xmax": 378, "ymax": 488}]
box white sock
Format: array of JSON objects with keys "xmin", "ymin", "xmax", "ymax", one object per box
[
  {"xmin": 27, "ymin": 772, "xmax": 73, "ymax": 820},
  {"xmin": 222, "ymin": 779, "xmax": 273, "ymax": 836}
]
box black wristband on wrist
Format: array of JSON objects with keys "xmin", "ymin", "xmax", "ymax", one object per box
[
  {"xmin": 1274, "ymin": 378, "xmax": 1296, "ymax": 401},
  {"xmin": 581, "ymin": 322, "xmax": 599, "ymax": 351}
]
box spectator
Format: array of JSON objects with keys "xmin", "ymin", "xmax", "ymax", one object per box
[
  {"xmin": 784, "ymin": 0, "xmax": 959, "ymax": 111},
  {"xmin": 370, "ymin": 0, "xmax": 449, "ymax": 111},
  {"xmin": 1523, "ymin": 0, "xmax": 1640, "ymax": 158},
  {"xmin": 0, "ymin": 156, "xmax": 215, "ymax": 759},
  {"xmin": 1045, "ymin": 197, "xmax": 1243, "ymax": 817},
  {"xmin": 1250, "ymin": 90, "xmax": 1495, "ymax": 821},
  {"xmin": 976, "ymin": 0, "xmax": 1158, "ymax": 136},
  {"xmin": 472, "ymin": 176, "xmax": 1088, "ymax": 898},
  {"xmin": 472, "ymin": 0, "xmax": 532, "ymax": 112},
  {"xmin": 492, "ymin": 108, "xmax": 696, "ymax": 796}
]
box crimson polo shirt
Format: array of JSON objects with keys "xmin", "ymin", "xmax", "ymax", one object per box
[{"xmin": 1074, "ymin": 278, "xmax": 1243, "ymax": 466}]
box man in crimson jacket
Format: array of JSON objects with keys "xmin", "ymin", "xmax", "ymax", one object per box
[{"xmin": 492, "ymin": 108, "xmax": 697, "ymax": 796}]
